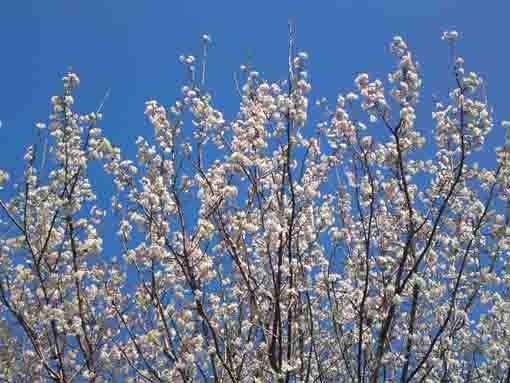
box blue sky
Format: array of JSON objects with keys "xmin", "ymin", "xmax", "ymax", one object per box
[{"xmin": 1, "ymin": 1, "xmax": 509, "ymax": 188}]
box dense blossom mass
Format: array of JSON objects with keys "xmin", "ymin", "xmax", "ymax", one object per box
[{"xmin": 0, "ymin": 29, "xmax": 510, "ymax": 382}]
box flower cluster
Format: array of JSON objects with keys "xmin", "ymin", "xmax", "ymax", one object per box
[{"xmin": 1, "ymin": 32, "xmax": 510, "ymax": 383}]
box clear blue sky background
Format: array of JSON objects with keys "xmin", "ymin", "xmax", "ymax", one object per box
[
  {"xmin": 1, "ymin": 1, "xmax": 509, "ymax": 214},
  {"xmin": 2, "ymin": 1, "xmax": 510, "ymax": 162},
  {"xmin": 0, "ymin": 1, "xmax": 508, "ymax": 163}
]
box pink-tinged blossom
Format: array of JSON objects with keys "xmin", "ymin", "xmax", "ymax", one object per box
[{"xmin": 0, "ymin": 32, "xmax": 510, "ymax": 383}]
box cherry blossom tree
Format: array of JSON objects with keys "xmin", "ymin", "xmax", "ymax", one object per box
[{"xmin": 1, "ymin": 25, "xmax": 510, "ymax": 383}]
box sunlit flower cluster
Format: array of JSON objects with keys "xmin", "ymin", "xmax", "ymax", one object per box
[{"xmin": 0, "ymin": 31, "xmax": 509, "ymax": 383}]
